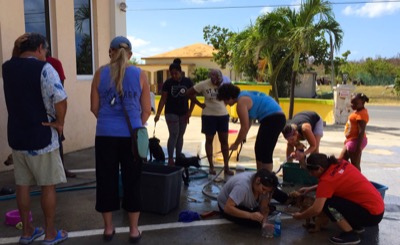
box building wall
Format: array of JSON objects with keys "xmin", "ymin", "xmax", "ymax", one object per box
[
  {"xmin": 0, "ymin": 0, "xmax": 127, "ymax": 172},
  {"xmin": 140, "ymin": 56, "xmax": 233, "ymax": 90}
]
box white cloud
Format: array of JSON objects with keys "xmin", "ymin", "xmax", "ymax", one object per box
[
  {"xmin": 342, "ymin": 1, "xmax": 400, "ymax": 18},
  {"xmin": 260, "ymin": 7, "xmax": 274, "ymax": 14},
  {"xmin": 160, "ymin": 21, "xmax": 167, "ymax": 27},
  {"xmin": 127, "ymin": 36, "xmax": 150, "ymax": 48}
]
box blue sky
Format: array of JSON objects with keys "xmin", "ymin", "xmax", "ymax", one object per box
[{"xmin": 126, "ymin": 0, "xmax": 400, "ymax": 62}]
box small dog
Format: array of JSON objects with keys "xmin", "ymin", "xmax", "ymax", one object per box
[
  {"xmin": 175, "ymin": 155, "xmax": 201, "ymax": 186},
  {"xmin": 148, "ymin": 137, "xmax": 165, "ymax": 162},
  {"xmin": 288, "ymin": 191, "xmax": 329, "ymax": 233},
  {"xmin": 3, "ymin": 154, "xmax": 13, "ymax": 166}
]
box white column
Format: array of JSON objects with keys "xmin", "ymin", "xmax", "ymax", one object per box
[{"xmin": 110, "ymin": 0, "xmax": 127, "ymax": 37}]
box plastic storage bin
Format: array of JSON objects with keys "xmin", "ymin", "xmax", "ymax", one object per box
[
  {"xmin": 140, "ymin": 164, "xmax": 183, "ymax": 214},
  {"xmin": 282, "ymin": 162, "xmax": 318, "ymax": 185},
  {"xmin": 370, "ymin": 181, "xmax": 389, "ymax": 199}
]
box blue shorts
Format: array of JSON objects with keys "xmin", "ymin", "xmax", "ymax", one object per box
[{"xmin": 201, "ymin": 115, "xmax": 229, "ymax": 135}]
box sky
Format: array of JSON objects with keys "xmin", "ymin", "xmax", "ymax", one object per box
[{"xmin": 125, "ymin": 0, "xmax": 400, "ymax": 62}]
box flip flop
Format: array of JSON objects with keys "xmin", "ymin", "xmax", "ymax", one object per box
[
  {"xmin": 19, "ymin": 227, "xmax": 45, "ymax": 245},
  {"xmin": 41, "ymin": 230, "xmax": 68, "ymax": 245}
]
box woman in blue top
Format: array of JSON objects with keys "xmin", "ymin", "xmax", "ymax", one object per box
[
  {"xmin": 217, "ymin": 84, "xmax": 286, "ymax": 171},
  {"xmin": 90, "ymin": 36, "xmax": 151, "ymax": 243}
]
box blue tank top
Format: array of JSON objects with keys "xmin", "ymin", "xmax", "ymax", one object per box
[
  {"xmin": 238, "ymin": 91, "xmax": 282, "ymax": 121},
  {"xmin": 96, "ymin": 65, "xmax": 143, "ymax": 137}
]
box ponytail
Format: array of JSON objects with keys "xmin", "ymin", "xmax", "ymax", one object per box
[
  {"xmin": 307, "ymin": 153, "xmax": 339, "ymax": 170},
  {"xmin": 109, "ymin": 43, "xmax": 130, "ymax": 95}
]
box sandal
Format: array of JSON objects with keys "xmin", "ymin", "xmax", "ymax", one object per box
[
  {"xmin": 103, "ymin": 229, "xmax": 116, "ymax": 241},
  {"xmin": 224, "ymin": 169, "xmax": 234, "ymax": 176},
  {"xmin": 209, "ymin": 169, "xmax": 216, "ymax": 175},
  {"xmin": 19, "ymin": 227, "xmax": 44, "ymax": 245},
  {"xmin": 41, "ymin": 230, "xmax": 68, "ymax": 245},
  {"xmin": 129, "ymin": 232, "xmax": 142, "ymax": 244}
]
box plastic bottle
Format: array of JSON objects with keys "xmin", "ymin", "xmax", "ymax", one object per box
[
  {"xmin": 273, "ymin": 212, "xmax": 281, "ymax": 237},
  {"xmin": 261, "ymin": 217, "xmax": 274, "ymax": 238}
]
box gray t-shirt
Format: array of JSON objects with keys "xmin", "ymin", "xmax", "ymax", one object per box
[{"xmin": 217, "ymin": 172, "xmax": 258, "ymax": 210}]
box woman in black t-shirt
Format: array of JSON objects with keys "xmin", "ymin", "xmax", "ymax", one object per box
[{"xmin": 154, "ymin": 59, "xmax": 194, "ymax": 165}]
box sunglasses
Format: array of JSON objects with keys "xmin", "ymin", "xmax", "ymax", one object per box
[
  {"xmin": 306, "ymin": 164, "xmax": 319, "ymax": 171},
  {"xmin": 260, "ymin": 176, "xmax": 276, "ymax": 187}
]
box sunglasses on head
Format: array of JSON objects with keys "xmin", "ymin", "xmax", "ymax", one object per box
[{"xmin": 260, "ymin": 175, "xmax": 276, "ymax": 187}]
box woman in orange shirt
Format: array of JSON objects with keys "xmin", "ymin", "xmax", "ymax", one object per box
[{"xmin": 338, "ymin": 93, "xmax": 369, "ymax": 171}]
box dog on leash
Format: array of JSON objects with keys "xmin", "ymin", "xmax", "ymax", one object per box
[
  {"xmin": 3, "ymin": 154, "xmax": 13, "ymax": 166},
  {"xmin": 175, "ymin": 155, "xmax": 201, "ymax": 186},
  {"xmin": 148, "ymin": 137, "xmax": 165, "ymax": 162},
  {"xmin": 288, "ymin": 191, "xmax": 329, "ymax": 233}
]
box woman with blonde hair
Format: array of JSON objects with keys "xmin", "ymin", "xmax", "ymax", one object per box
[{"xmin": 91, "ymin": 36, "xmax": 151, "ymax": 243}]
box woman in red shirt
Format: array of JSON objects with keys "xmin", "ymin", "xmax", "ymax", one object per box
[{"xmin": 292, "ymin": 153, "xmax": 384, "ymax": 245}]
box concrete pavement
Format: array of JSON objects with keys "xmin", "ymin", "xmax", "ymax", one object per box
[{"xmin": 0, "ymin": 114, "xmax": 399, "ymax": 245}]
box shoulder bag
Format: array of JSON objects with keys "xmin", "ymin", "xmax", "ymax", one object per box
[{"xmin": 120, "ymin": 96, "xmax": 149, "ymax": 162}]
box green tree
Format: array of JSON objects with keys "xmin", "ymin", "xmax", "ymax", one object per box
[
  {"xmin": 394, "ymin": 74, "xmax": 400, "ymax": 96},
  {"xmin": 203, "ymin": 25, "xmax": 234, "ymax": 69},
  {"xmin": 285, "ymin": 0, "xmax": 343, "ymax": 118},
  {"xmin": 229, "ymin": 25, "xmax": 259, "ymax": 81},
  {"xmin": 255, "ymin": 8, "xmax": 294, "ymax": 101},
  {"xmin": 192, "ymin": 67, "xmax": 210, "ymax": 84}
]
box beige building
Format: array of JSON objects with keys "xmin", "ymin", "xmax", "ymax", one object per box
[
  {"xmin": 138, "ymin": 43, "xmax": 237, "ymax": 94},
  {"xmin": 0, "ymin": 0, "xmax": 128, "ymax": 172}
]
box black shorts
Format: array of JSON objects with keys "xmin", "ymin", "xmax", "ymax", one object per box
[{"xmin": 201, "ymin": 115, "xmax": 229, "ymax": 135}]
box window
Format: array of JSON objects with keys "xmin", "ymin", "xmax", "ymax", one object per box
[
  {"xmin": 74, "ymin": 0, "xmax": 93, "ymax": 75},
  {"xmin": 24, "ymin": 0, "xmax": 50, "ymax": 43}
]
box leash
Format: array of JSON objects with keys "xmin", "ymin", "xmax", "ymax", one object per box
[
  {"xmin": 201, "ymin": 149, "xmax": 236, "ymax": 199},
  {"xmin": 198, "ymin": 140, "xmax": 244, "ymax": 160},
  {"xmin": 274, "ymin": 158, "xmax": 289, "ymax": 174}
]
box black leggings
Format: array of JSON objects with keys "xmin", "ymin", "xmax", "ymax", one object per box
[
  {"xmin": 323, "ymin": 196, "xmax": 384, "ymax": 228},
  {"xmin": 255, "ymin": 113, "xmax": 286, "ymax": 164},
  {"xmin": 95, "ymin": 136, "xmax": 142, "ymax": 213}
]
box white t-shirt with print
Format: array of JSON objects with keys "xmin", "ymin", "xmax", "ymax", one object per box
[{"xmin": 193, "ymin": 79, "xmax": 228, "ymax": 116}]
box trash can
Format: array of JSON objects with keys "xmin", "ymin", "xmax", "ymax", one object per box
[{"xmin": 334, "ymin": 84, "xmax": 355, "ymax": 124}]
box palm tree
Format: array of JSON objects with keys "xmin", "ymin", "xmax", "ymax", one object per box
[
  {"xmin": 255, "ymin": 8, "xmax": 295, "ymax": 102},
  {"xmin": 229, "ymin": 25, "xmax": 259, "ymax": 81},
  {"xmin": 286, "ymin": 0, "xmax": 343, "ymax": 118}
]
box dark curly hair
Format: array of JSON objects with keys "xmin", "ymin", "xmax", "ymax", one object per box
[
  {"xmin": 217, "ymin": 84, "xmax": 240, "ymax": 101},
  {"xmin": 354, "ymin": 93, "xmax": 369, "ymax": 103}
]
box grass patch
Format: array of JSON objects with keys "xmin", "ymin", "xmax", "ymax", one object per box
[{"xmin": 317, "ymin": 85, "xmax": 400, "ymax": 105}]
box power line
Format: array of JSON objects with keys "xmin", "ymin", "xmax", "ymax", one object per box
[{"xmin": 126, "ymin": 0, "xmax": 400, "ymax": 11}]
